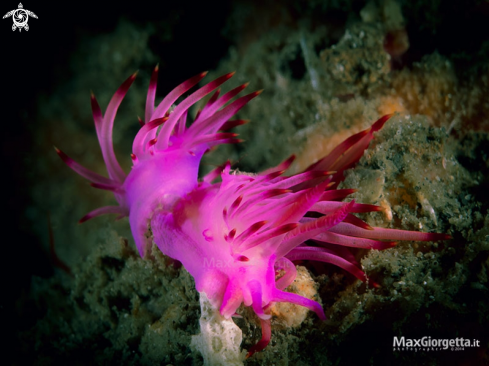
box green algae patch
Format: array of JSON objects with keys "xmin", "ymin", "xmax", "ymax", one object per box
[{"xmin": 20, "ymin": 233, "xmax": 201, "ymax": 365}]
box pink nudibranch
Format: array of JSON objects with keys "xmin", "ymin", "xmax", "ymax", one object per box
[{"xmin": 56, "ymin": 66, "xmax": 450, "ymax": 357}]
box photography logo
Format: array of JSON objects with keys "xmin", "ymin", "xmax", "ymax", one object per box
[
  {"xmin": 393, "ymin": 336, "xmax": 480, "ymax": 352},
  {"xmin": 3, "ymin": 3, "xmax": 37, "ymax": 31}
]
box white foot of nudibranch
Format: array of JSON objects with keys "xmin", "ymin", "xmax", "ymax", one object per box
[{"xmin": 191, "ymin": 292, "xmax": 246, "ymax": 366}]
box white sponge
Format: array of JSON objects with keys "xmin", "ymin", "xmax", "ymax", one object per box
[{"xmin": 191, "ymin": 292, "xmax": 246, "ymax": 366}]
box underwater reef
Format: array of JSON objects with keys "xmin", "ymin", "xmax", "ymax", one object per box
[{"xmin": 8, "ymin": 0, "xmax": 489, "ymax": 365}]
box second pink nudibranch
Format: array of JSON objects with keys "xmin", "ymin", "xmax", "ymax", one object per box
[{"xmin": 56, "ymin": 66, "xmax": 450, "ymax": 357}]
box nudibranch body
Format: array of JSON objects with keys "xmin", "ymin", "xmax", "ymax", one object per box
[{"xmin": 56, "ymin": 66, "xmax": 450, "ymax": 356}]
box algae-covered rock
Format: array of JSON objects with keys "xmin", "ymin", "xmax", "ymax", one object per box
[
  {"xmin": 20, "ymin": 234, "xmax": 200, "ymax": 365},
  {"xmin": 14, "ymin": 1, "xmax": 489, "ymax": 365}
]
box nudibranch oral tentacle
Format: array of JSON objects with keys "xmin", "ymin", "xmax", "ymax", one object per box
[{"xmin": 57, "ymin": 67, "xmax": 451, "ymax": 357}]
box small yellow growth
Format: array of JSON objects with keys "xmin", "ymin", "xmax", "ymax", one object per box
[
  {"xmin": 377, "ymin": 96, "xmax": 406, "ymax": 116},
  {"xmin": 416, "ymin": 192, "xmax": 438, "ymax": 226},
  {"xmin": 393, "ymin": 186, "xmax": 418, "ymax": 208},
  {"xmin": 379, "ymin": 198, "xmax": 393, "ymax": 221},
  {"xmin": 271, "ymin": 266, "xmax": 319, "ymax": 329}
]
